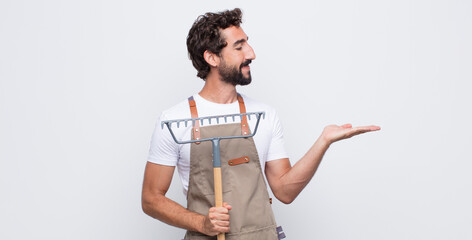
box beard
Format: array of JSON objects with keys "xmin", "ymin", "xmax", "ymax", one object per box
[{"xmin": 218, "ymin": 59, "xmax": 252, "ymax": 86}]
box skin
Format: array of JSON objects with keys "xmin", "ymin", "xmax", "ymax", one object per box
[{"xmin": 141, "ymin": 26, "xmax": 381, "ymax": 236}]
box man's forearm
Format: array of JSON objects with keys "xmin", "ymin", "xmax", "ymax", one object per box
[
  {"xmin": 278, "ymin": 137, "xmax": 330, "ymax": 203},
  {"xmin": 142, "ymin": 193, "xmax": 204, "ymax": 233}
]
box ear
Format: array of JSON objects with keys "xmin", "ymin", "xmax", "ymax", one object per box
[{"xmin": 203, "ymin": 50, "xmax": 220, "ymax": 67}]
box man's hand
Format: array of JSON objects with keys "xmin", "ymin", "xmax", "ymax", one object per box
[
  {"xmin": 201, "ymin": 202, "xmax": 232, "ymax": 236},
  {"xmin": 321, "ymin": 123, "xmax": 381, "ymax": 145}
]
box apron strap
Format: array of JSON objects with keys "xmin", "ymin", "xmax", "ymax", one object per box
[
  {"xmin": 188, "ymin": 96, "xmax": 201, "ymax": 143},
  {"xmin": 236, "ymin": 93, "xmax": 250, "ymax": 136},
  {"xmin": 188, "ymin": 94, "xmax": 250, "ymax": 141}
]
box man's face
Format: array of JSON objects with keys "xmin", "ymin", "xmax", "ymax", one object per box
[{"xmin": 217, "ymin": 26, "xmax": 256, "ymax": 86}]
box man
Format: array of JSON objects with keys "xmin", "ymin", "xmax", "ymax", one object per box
[{"xmin": 142, "ymin": 8, "xmax": 380, "ymax": 239}]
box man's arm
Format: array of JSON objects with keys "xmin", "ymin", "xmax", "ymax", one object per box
[
  {"xmin": 265, "ymin": 124, "xmax": 380, "ymax": 204},
  {"xmin": 141, "ymin": 162, "xmax": 231, "ymax": 236}
]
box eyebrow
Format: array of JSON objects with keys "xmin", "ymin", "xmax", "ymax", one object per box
[{"xmin": 233, "ymin": 37, "xmax": 249, "ymax": 47}]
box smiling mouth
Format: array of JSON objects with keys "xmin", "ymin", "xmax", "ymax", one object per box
[
  {"xmin": 240, "ymin": 60, "xmax": 252, "ymax": 69},
  {"xmin": 240, "ymin": 60, "xmax": 252, "ymax": 70}
]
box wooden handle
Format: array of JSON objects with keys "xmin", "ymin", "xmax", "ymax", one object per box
[{"xmin": 214, "ymin": 167, "xmax": 225, "ymax": 240}]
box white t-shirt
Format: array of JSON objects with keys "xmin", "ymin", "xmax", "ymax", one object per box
[{"xmin": 147, "ymin": 93, "xmax": 289, "ymax": 196}]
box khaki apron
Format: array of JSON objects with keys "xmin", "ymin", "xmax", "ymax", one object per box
[{"xmin": 184, "ymin": 95, "xmax": 279, "ymax": 240}]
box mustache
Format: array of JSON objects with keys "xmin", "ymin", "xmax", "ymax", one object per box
[{"xmin": 240, "ymin": 60, "xmax": 252, "ymax": 68}]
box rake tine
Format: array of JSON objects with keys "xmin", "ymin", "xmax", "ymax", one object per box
[
  {"xmin": 161, "ymin": 111, "xmax": 264, "ymax": 145},
  {"xmin": 162, "ymin": 112, "xmax": 265, "ymax": 132}
]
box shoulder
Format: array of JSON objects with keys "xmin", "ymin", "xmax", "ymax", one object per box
[{"xmin": 160, "ymin": 97, "xmax": 191, "ymax": 121}]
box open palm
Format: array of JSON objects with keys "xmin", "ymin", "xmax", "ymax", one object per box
[{"xmin": 321, "ymin": 124, "xmax": 381, "ymax": 144}]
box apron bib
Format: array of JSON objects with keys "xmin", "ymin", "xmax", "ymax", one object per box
[{"xmin": 184, "ymin": 95, "xmax": 278, "ymax": 240}]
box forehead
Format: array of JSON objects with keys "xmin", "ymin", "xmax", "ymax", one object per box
[{"xmin": 220, "ymin": 26, "xmax": 248, "ymax": 44}]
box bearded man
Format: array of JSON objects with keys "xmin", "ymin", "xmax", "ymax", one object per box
[{"xmin": 142, "ymin": 8, "xmax": 380, "ymax": 240}]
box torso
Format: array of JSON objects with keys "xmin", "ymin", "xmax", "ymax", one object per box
[{"xmin": 147, "ymin": 93, "xmax": 289, "ymax": 196}]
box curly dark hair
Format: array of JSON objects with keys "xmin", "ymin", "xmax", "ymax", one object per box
[{"xmin": 186, "ymin": 8, "xmax": 243, "ymax": 80}]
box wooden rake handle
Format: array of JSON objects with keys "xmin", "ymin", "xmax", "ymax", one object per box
[{"xmin": 214, "ymin": 167, "xmax": 225, "ymax": 240}]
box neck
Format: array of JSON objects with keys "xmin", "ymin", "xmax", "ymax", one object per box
[{"xmin": 199, "ymin": 71, "xmax": 238, "ymax": 104}]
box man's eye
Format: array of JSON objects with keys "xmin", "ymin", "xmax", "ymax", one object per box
[{"xmin": 236, "ymin": 47, "xmax": 242, "ymax": 50}]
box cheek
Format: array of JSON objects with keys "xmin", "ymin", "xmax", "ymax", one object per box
[{"xmin": 230, "ymin": 52, "xmax": 244, "ymax": 61}]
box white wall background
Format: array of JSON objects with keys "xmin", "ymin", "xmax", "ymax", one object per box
[{"xmin": 1, "ymin": 0, "xmax": 471, "ymax": 239}]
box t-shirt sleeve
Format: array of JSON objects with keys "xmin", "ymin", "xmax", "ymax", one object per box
[
  {"xmin": 147, "ymin": 113, "xmax": 179, "ymax": 166},
  {"xmin": 266, "ymin": 110, "xmax": 289, "ymax": 161}
]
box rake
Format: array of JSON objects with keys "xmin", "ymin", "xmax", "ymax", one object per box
[{"xmin": 162, "ymin": 111, "xmax": 265, "ymax": 240}]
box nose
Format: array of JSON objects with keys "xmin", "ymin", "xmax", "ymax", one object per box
[{"xmin": 245, "ymin": 43, "xmax": 256, "ymax": 61}]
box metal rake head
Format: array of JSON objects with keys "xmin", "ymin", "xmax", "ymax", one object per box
[
  {"xmin": 161, "ymin": 111, "xmax": 265, "ymax": 144},
  {"xmin": 161, "ymin": 112, "xmax": 265, "ymax": 129}
]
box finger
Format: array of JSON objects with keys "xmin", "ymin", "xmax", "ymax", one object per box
[
  {"xmin": 208, "ymin": 226, "xmax": 230, "ymax": 236},
  {"xmin": 361, "ymin": 125, "xmax": 381, "ymax": 131},
  {"xmin": 213, "ymin": 210, "xmax": 231, "ymax": 221},
  {"xmin": 210, "ymin": 210, "xmax": 230, "ymax": 221},
  {"xmin": 353, "ymin": 125, "xmax": 381, "ymax": 132},
  {"xmin": 347, "ymin": 126, "xmax": 380, "ymax": 137},
  {"xmin": 214, "ymin": 219, "xmax": 230, "ymax": 227},
  {"xmin": 349, "ymin": 130, "xmax": 370, "ymax": 138},
  {"xmin": 216, "ymin": 213, "xmax": 230, "ymax": 221},
  {"xmin": 208, "ymin": 212, "xmax": 219, "ymax": 220},
  {"xmin": 209, "ymin": 211, "xmax": 229, "ymax": 220},
  {"xmin": 215, "ymin": 226, "xmax": 230, "ymax": 233},
  {"xmin": 212, "ymin": 207, "xmax": 229, "ymax": 214},
  {"xmin": 341, "ymin": 123, "xmax": 352, "ymax": 129},
  {"xmin": 223, "ymin": 202, "xmax": 232, "ymax": 210},
  {"xmin": 209, "ymin": 207, "xmax": 226, "ymax": 215}
]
